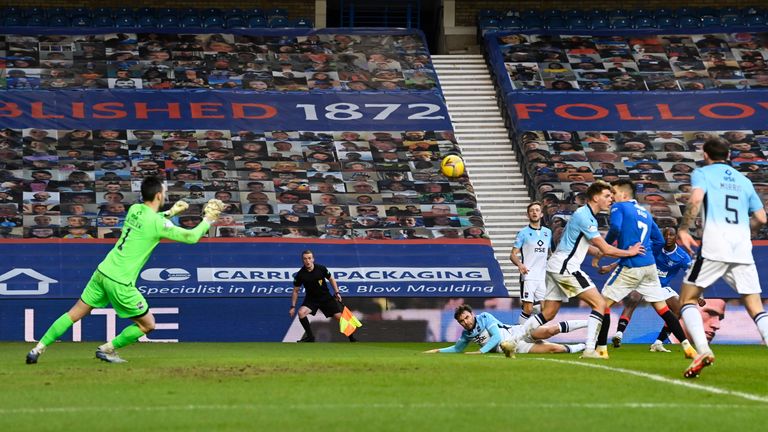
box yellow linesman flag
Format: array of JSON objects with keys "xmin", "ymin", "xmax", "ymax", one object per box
[{"xmin": 339, "ymin": 306, "xmax": 362, "ymax": 336}]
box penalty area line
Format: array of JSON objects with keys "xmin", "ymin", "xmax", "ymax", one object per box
[{"xmin": 529, "ymin": 357, "xmax": 768, "ymax": 404}]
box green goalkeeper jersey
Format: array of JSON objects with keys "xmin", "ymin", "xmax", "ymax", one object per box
[{"xmin": 97, "ymin": 203, "xmax": 210, "ymax": 285}]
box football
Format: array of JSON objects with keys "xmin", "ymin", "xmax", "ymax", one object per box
[{"xmin": 440, "ymin": 154, "xmax": 465, "ymax": 178}]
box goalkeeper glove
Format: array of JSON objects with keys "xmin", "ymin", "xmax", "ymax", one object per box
[
  {"xmin": 203, "ymin": 199, "xmax": 226, "ymax": 223},
  {"xmin": 163, "ymin": 200, "xmax": 189, "ymax": 218}
]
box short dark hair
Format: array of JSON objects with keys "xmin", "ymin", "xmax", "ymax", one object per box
[
  {"xmin": 703, "ymin": 139, "xmax": 729, "ymax": 161},
  {"xmin": 610, "ymin": 179, "xmax": 635, "ymax": 197},
  {"xmin": 527, "ymin": 201, "xmax": 542, "ymax": 212},
  {"xmin": 453, "ymin": 304, "xmax": 472, "ymax": 320},
  {"xmin": 301, "ymin": 249, "xmax": 313, "ymax": 257},
  {"xmin": 140, "ymin": 176, "xmax": 164, "ymax": 201},
  {"xmin": 586, "ymin": 180, "xmax": 611, "ymax": 200}
]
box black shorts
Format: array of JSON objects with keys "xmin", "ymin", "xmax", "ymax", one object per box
[{"xmin": 301, "ymin": 296, "xmax": 342, "ymax": 318}]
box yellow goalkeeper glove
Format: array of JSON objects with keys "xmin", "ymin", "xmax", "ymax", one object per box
[
  {"xmin": 164, "ymin": 200, "xmax": 189, "ymax": 218},
  {"xmin": 203, "ymin": 199, "xmax": 226, "ymax": 223}
]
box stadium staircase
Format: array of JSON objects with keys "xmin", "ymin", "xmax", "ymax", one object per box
[{"xmin": 433, "ymin": 54, "xmax": 529, "ymax": 296}]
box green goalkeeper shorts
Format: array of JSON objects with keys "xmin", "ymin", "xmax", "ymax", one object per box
[{"xmin": 80, "ymin": 270, "xmax": 149, "ymax": 319}]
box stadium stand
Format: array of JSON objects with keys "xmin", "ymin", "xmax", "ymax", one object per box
[
  {"xmin": 490, "ymin": 32, "xmax": 767, "ymax": 91},
  {"xmin": 1, "ymin": 32, "xmax": 439, "ymax": 92}
]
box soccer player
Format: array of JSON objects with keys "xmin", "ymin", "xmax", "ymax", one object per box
[
  {"xmin": 510, "ymin": 202, "xmax": 552, "ymax": 324},
  {"xmin": 677, "ymin": 139, "xmax": 768, "ymax": 378},
  {"xmin": 26, "ymin": 176, "xmax": 224, "ymax": 364},
  {"xmin": 607, "ymin": 227, "xmax": 692, "ymax": 352},
  {"xmin": 521, "ymin": 181, "xmax": 645, "ymax": 359},
  {"xmin": 422, "ymin": 304, "xmax": 587, "ymax": 356},
  {"xmin": 289, "ymin": 250, "xmax": 356, "ymax": 342},
  {"xmin": 594, "ymin": 180, "xmax": 695, "ymax": 359}
]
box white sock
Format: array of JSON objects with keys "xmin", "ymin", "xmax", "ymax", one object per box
[
  {"xmin": 99, "ymin": 342, "xmax": 115, "ymax": 353},
  {"xmin": 566, "ymin": 343, "xmax": 586, "ymax": 353},
  {"xmin": 564, "ymin": 319, "xmax": 588, "ymax": 332},
  {"xmin": 654, "ymin": 339, "xmax": 663, "ymax": 345},
  {"xmin": 33, "ymin": 342, "xmax": 46, "ymax": 353},
  {"xmin": 754, "ymin": 312, "xmax": 768, "ymax": 344},
  {"xmin": 585, "ymin": 310, "xmax": 603, "ymax": 351},
  {"xmin": 681, "ymin": 304, "xmax": 711, "ymax": 354},
  {"xmin": 523, "ymin": 313, "xmax": 546, "ymax": 335}
]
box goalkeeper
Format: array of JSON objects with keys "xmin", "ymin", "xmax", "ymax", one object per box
[
  {"xmin": 26, "ymin": 176, "xmax": 225, "ymax": 364},
  {"xmin": 423, "ymin": 304, "xmax": 587, "ymax": 356}
]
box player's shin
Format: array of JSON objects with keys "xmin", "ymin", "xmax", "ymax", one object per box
[
  {"xmin": 754, "ymin": 312, "xmax": 768, "ymax": 344},
  {"xmin": 37, "ymin": 313, "xmax": 75, "ymax": 352},
  {"xmin": 559, "ymin": 320, "xmax": 587, "ymax": 333},
  {"xmin": 681, "ymin": 304, "xmax": 711, "ymax": 354},
  {"xmin": 597, "ymin": 308, "xmax": 611, "ymax": 348},
  {"xmin": 585, "ymin": 310, "xmax": 604, "ymax": 351},
  {"xmin": 111, "ymin": 324, "xmax": 145, "ymax": 349}
]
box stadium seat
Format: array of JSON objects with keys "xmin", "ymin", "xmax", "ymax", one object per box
[
  {"xmin": 72, "ymin": 16, "xmax": 92, "ymax": 27},
  {"xmin": 158, "ymin": 15, "xmax": 179, "ymax": 28},
  {"xmin": 202, "ymin": 8, "xmax": 224, "ymax": 17},
  {"xmin": 697, "ymin": 7, "xmax": 719, "ymax": 17},
  {"xmin": 154, "ymin": 8, "xmax": 176, "ymax": 18},
  {"xmin": 589, "ymin": 17, "xmax": 611, "ymax": 30},
  {"xmin": 523, "ymin": 16, "xmax": 543, "ymax": 29},
  {"xmin": 293, "ymin": 18, "xmax": 313, "ymax": 28},
  {"xmin": 545, "ymin": 16, "xmax": 568, "ymax": 30},
  {"xmin": 633, "ymin": 17, "xmax": 656, "ymax": 29},
  {"xmin": 92, "ymin": 7, "xmax": 112, "ymax": 17},
  {"xmin": 519, "ymin": 9, "xmax": 539, "ymax": 19},
  {"xmin": 26, "ymin": 14, "xmax": 46, "ymax": 26},
  {"xmin": 478, "ymin": 9, "xmax": 499, "ymax": 18},
  {"xmin": 203, "ymin": 16, "xmax": 225, "ymax": 28},
  {"xmin": 137, "ymin": 16, "xmax": 159, "ymax": 28},
  {"xmin": 631, "ymin": 9, "xmax": 653, "ymax": 18},
  {"xmin": 67, "ymin": 7, "xmax": 90, "ymax": 18},
  {"xmin": 113, "ymin": 7, "xmax": 134, "ymax": 18},
  {"xmin": 701, "ymin": 15, "xmax": 719, "ymax": 27},
  {"xmin": 3, "ymin": 14, "xmax": 23, "ymax": 26},
  {"xmin": 653, "ymin": 8, "xmax": 674, "ymax": 18},
  {"xmin": 226, "ymin": 16, "xmax": 247, "ymax": 28},
  {"xmin": 268, "ymin": 17, "xmax": 290, "ymax": 28},
  {"xmin": 721, "ymin": 15, "xmax": 745, "ymax": 27},
  {"xmin": 677, "ymin": 16, "xmax": 702, "ymax": 28},
  {"xmin": 657, "ymin": 16, "xmax": 677, "ymax": 29},
  {"xmin": 500, "ymin": 16, "xmax": 524, "ymax": 30},
  {"xmin": 563, "ymin": 9, "xmax": 582, "ymax": 18},
  {"xmin": 267, "ymin": 8, "xmax": 289, "ymax": 18},
  {"xmin": 478, "ymin": 17, "xmax": 499, "ymax": 29},
  {"xmin": 586, "ymin": 9, "xmax": 607, "ymax": 19},
  {"xmin": 568, "ymin": 17, "xmax": 590, "ymax": 30},
  {"xmin": 93, "ymin": 15, "xmax": 115, "ymax": 27},
  {"xmin": 47, "ymin": 15, "xmax": 71, "ymax": 27},
  {"xmin": 544, "ymin": 9, "xmax": 562, "ymax": 17},
  {"xmin": 136, "ymin": 7, "xmax": 154, "ymax": 17},
  {"xmin": 244, "ymin": 8, "xmax": 265, "ymax": 17},
  {"xmin": 22, "ymin": 7, "xmax": 45, "ymax": 17},
  {"xmin": 180, "ymin": 15, "xmax": 202, "ymax": 28},
  {"xmin": 46, "ymin": 7, "xmax": 67, "ymax": 17},
  {"xmin": 608, "ymin": 9, "xmax": 631, "ymax": 19},
  {"xmin": 674, "ymin": 7, "xmax": 695, "ymax": 17},
  {"xmin": 745, "ymin": 15, "xmax": 766, "ymax": 27},
  {"xmin": 247, "ymin": 16, "xmax": 267, "ymax": 28},
  {"xmin": 611, "ymin": 17, "xmax": 631, "ymax": 29},
  {"xmin": 115, "ymin": 16, "xmax": 137, "ymax": 27}
]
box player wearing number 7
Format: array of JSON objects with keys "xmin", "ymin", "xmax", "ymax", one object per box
[
  {"xmin": 593, "ymin": 179, "xmax": 696, "ymax": 359},
  {"xmin": 677, "ymin": 139, "xmax": 768, "ymax": 378},
  {"xmin": 26, "ymin": 176, "xmax": 225, "ymax": 364}
]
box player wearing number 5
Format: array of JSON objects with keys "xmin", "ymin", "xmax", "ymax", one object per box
[
  {"xmin": 677, "ymin": 139, "xmax": 768, "ymax": 378},
  {"xmin": 593, "ymin": 179, "xmax": 695, "ymax": 359},
  {"xmin": 26, "ymin": 176, "xmax": 223, "ymax": 364}
]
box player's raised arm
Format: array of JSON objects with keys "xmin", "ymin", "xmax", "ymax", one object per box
[{"xmin": 589, "ymin": 236, "xmax": 644, "ymax": 258}]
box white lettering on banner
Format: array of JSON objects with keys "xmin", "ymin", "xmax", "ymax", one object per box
[
  {"xmin": 197, "ymin": 267, "xmax": 491, "ymax": 282},
  {"xmin": 24, "ymin": 308, "xmax": 179, "ymax": 343},
  {"xmin": 354, "ymin": 284, "xmax": 495, "ymax": 294}
]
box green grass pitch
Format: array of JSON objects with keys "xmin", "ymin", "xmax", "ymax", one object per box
[{"xmin": 1, "ymin": 342, "xmax": 766, "ymax": 431}]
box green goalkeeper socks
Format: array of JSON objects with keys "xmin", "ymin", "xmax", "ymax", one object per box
[
  {"xmin": 40, "ymin": 313, "xmax": 75, "ymax": 346},
  {"xmin": 111, "ymin": 324, "xmax": 145, "ymax": 349}
]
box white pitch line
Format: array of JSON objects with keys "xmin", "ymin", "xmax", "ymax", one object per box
[
  {"xmin": 530, "ymin": 357, "xmax": 768, "ymax": 404},
  {"xmin": 1, "ymin": 401, "xmax": 766, "ymax": 415}
]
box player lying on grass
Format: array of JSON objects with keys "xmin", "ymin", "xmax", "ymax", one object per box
[
  {"xmin": 26, "ymin": 176, "xmax": 225, "ymax": 364},
  {"xmin": 423, "ymin": 304, "xmax": 587, "ymax": 357}
]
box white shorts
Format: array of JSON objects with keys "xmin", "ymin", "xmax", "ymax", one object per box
[
  {"xmin": 520, "ymin": 278, "xmax": 546, "ymax": 303},
  {"xmin": 545, "ymin": 270, "xmax": 595, "ymax": 302},
  {"xmin": 685, "ymin": 257, "xmax": 762, "ymax": 295},
  {"xmin": 602, "ymin": 264, "xmax": 675, "ymax": 303},
  {"xmin": 492, "ymin": 325, "xmax": 536, "ymax": 354}
]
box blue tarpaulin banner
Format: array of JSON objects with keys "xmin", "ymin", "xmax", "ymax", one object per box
[
  {"xmin": 0, "ymin": 90, "xmax": 452, "ymax": 130},
  {"xmin": 0, "ymin": 240, "xmax": 507, "ymax": 299}
]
